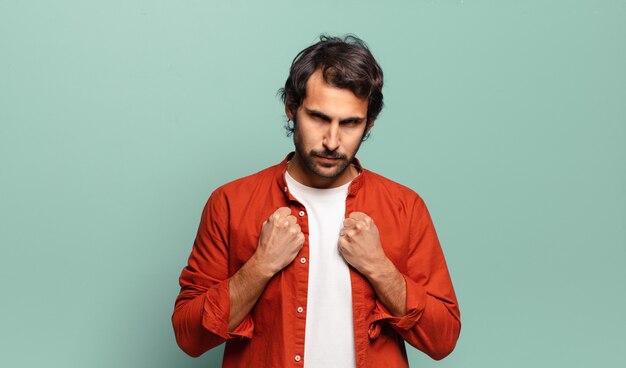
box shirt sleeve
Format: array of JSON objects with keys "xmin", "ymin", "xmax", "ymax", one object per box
[
  {"xmin": 172, "ymin": 188, "xmax": 254, "ymax": 357},
  {"xmin": 369, "ymin": 196, "xmax": 461, "ymax": 360}
]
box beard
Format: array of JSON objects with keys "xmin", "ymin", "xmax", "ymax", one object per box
[
  {"xmin": 292, "ymin": 123, "xmax": 363, "ymax": 180},
  {"xmin": 296, "ymin": 144, "xmax": 352, "ymax": 179}
]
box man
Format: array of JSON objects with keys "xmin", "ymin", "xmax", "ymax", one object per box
[{"xmin": 172, "ymin": 35, "xmax": 461, "ymax": 367}]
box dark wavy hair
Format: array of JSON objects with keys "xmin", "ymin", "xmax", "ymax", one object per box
[{"xmin": 278, "ymin": 34, "xmax": 384, "ymax": 141}]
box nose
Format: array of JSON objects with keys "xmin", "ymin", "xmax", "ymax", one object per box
[{"xmin": 323, "ymin": 122, "xmax": 340, "ymax": 151}]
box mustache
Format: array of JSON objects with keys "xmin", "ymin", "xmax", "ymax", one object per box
[{"xmin": 311, "ymin": 150, "xmax": 347, "ymax": 160}]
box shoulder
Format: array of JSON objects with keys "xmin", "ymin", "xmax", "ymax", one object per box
[
  {"xmin": 359, "ymin": 168, "xmax": 431, "ymax": 222},
  {"xmin": 209, "ymin": 162, "xmax": 279, "ymax": 201},
  {"xmin": 360, "ymin": 169, "xmax": 436, "ymax": 232},
  {"xmin": 362, "ymin": 168, "xmax": 423, "ymax": 203}
]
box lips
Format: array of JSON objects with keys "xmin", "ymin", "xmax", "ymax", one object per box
[
  {"xmin": 315, "ymin": 152, "xmax": 343, "ymax": 160},
  {"xmin": 316, "ymin": 155, "xmax": 341, "ymax": 162}
]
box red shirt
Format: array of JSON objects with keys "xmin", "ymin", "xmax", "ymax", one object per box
[{"xmin": 172, "ymin": 153, "xmax": 461, "ymax": 367}]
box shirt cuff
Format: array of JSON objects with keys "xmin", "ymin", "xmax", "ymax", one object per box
[
  {"xmin": 201, "ymin": 279, "xmax": 254, "ymax": 340},
  {"xmin": 368, "ymin": 274, "xmax": 427, "ymax": 338}
]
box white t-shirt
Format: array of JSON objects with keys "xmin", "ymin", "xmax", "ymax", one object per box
[{"xmin": 285, "ymin": 171, "xmax": 356, "ymax": 368}]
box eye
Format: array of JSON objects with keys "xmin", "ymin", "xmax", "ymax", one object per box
[
  {"xmin": 308, "ymin": 112, "xmax": 329, "ymax": 122},
  {"xmin": 341, "ymin": 120, "xmax": 361, "ymax": 127}
]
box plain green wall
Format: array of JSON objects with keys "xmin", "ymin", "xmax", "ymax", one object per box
[{"xmin": 1, "ymin": 1, "xmax": 624, "ymax": 367}]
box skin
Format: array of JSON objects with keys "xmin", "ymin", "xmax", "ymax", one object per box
[
  {"xmin": 228, "ymin": 207, "xmax": 304, "ymax": 330},
  {"xmin": 339, "ymin": 212, "xmax": 406, "ymax": 316},
  {"xmin": 286, "ymin": 69, "xmax": 370, "ymax": 189},
  {"xmin": 227, "ymin": 69, "xmax": 406, "ymax": 331}
]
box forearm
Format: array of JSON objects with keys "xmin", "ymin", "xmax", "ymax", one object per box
[
  {"xmin": 387, "ymin": 276, "xmax": 460, "ymax": 360},
  {"xmin": 228, "ymin": 255, "xmax": 274, "ymax": 331},
  {"xmin": 364, "ymin": 257, "xmax": 407, "ymax": 316},
  {"xmin": 366, "ymin": 263, "xmax": 460, "ymax": 359}
]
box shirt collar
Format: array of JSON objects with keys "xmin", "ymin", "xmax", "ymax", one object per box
[{"xmin": 275, "ymin": 152, "xmax": 365, "ymax": 199}]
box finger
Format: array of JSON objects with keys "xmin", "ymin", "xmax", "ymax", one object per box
[
  {"xmin": 340, "ymin": 229, "xmax": 355, "ymax": 239},
  {"xmin": 337, "ymin": 238, "xmax": 349, "ymax": 255},
  {"xmin": 343, "ymin": 218, "xmax": 357, "ymax": 228},
  {"xmin": 279, "ymin": 216, "xmax": 296, "ymax": 228},
  {"xmin": 349, "ymin": 211, "xmax": 369, "ymax": 221},
  {"xmin": 271, "ymin": 207, "xmax": 291, "ymax": 222},
  {"xmin": 275, "ymin": 207, "xmax": 292, "ymax": 217}
]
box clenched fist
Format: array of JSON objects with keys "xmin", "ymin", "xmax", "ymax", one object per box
[
  {"xmin": 253, "ymin": 207, "xmax": 305, "ymax": 276},
  {"xmin": 338, "ymin": 211, "xmax": 387, "ymax": 276}
]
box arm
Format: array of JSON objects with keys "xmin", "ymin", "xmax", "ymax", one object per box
[
  {"xmin": 172, "ymin": 189, "xmax": 245, "ymax": 357},
  {"xmin": 375, "ymin": 197, "xmax": 460, "ymax": 360},
  {"xmin": 339, "ymin": 200, "xmax": 461, "ymax": 360},
  {"xmin": 226, "ymin": 256, "xmax": 273, "ymax": 330},
  {"xmin": 362, "ymin": 257, "xmax": 406, "ymax": 316},
  {"xmin": 339, "ymin": 212, "xmax": 407, "ymax": 316},
  {"xmin": 172, "ymin": 196, "xmax": 303, "ymax": 357},
  {"xmin": 228, "ymin": 208, "xmax": 304, "ymax": 330}
]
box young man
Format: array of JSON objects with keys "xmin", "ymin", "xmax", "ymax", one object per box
[{"xmin": 172, "ymin": 35, "xmax": 461, "ymax": 367}]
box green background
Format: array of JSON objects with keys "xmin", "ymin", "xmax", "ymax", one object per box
[{"xmin": 1, "ymin": 1, "xmax": 624, "ymax": 367}]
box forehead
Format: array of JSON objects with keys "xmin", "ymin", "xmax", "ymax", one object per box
[{"xmin": 302, "ymin": 69, "xmax": 368, "ymax": 118}]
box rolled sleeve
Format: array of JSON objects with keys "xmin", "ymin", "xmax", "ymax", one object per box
[
  {"xmin": 202, "ymin": 279, "xmax": 254, "ymax": 340},
  {"xmin": 172, "ymin": 188, "xmax": 254, "ymax": 357},
  {"xmin": 369, "ymin": 195, "xmax": 460, "ymax": 360},
  {"xmin": 369, "ymin": 274, "xmax": 427, "ymax": 332}
]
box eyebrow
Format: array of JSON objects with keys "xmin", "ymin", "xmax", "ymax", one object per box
[{"xmin": 303, "ymin": 107, "xmax": 366, "ymax": 124}]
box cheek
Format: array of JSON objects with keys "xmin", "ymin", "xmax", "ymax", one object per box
[
  {"xmin": 344, "ymin": 133, "xmax": 364, "ymax": 152},
  {"xmin": 298, "ymin": 125, "xmax": 322, "ymax": 146}
]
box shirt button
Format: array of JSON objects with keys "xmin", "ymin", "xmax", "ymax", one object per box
[
  {"xmin": 300, "ymin": 257, "xmax": 306, "ymax": 264},
  {"xmin": 297, "ymin": 307, "xmax": 303, "ymax": 313},
  {"xmin": 298, "ymin": 210, "xmax": 305, "ymax": 217},
  {"xmin": 283, "ymin": 186, "xmax": 288, "ymax": 192},
  {"xmin": 295, "ymin": 355, "xmax": 301, "ymax": 362}
]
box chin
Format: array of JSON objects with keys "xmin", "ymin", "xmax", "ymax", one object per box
[{"xmin": 313, "ymin": 161, "xmax": 350, "ymax": 179}]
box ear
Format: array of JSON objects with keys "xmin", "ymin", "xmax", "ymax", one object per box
[
  {"xmin": 285, "ymin": 105, "xmax": 294, "ymax": 121},
  {"xmin": 366, "ymin": 119, "xmax": 375, "ymax": 133}
]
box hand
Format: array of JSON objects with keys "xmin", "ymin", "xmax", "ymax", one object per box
[
  {"xmin": 253, "ymin": 207, "xmax": 305, "ymax": 276},
  {"xmin": 338, "ymin": 212, "xmax": 387, "ymax": 276}
]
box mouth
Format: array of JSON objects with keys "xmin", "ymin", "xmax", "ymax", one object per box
[{"xmin": 315, "ymin": 154, "xmax": 342, "ymax": 163}]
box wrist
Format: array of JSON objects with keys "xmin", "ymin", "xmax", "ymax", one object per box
[
  {"xmin": 364, "ymin": 256, "xmax": 396, "ymax": 283},
  {"xmin": 247, "ymin": 253, "xmax": 277, "ymax": 280}
]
